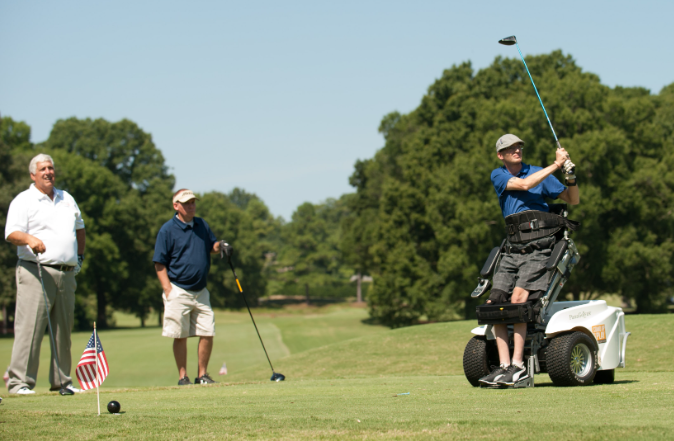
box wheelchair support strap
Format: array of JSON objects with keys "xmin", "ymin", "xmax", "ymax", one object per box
[{"xmin": 476, "ymin": 302, "xmax": 535, "ymax": 325}]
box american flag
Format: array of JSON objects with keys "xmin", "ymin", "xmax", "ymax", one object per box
[{"xmin": 75, "ymin": 331, "xmax": 109, "ymax": 390}]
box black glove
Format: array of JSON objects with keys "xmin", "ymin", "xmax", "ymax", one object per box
[{"xmin": 219, "ymin": 241, "xmax": 233, "ymax": 259}]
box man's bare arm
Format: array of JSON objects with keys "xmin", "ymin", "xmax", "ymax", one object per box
[
  {"xmin": 76, "ymin": 229, "xmax": 86, "ymax": 254},
  {"xmin": 506, "ymin": 148, "xmax": 568, "ymax": 191},
  {"xmin": 557, "ymin": 185, "xmax": 580, "ymax": 205},
  {"xmin": 6, "ymin": 231, "xmax": 45, "ymax": 254},
  {"xmin": 154, "ymin": 263, "xmax": 173, "ymax": 297},
  {"xmin": 505, "ymin": 162, "xmax": 563, "ymax": 191}
]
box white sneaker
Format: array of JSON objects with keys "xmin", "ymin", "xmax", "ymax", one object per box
[
  {"xmin": 50, "ymin": 384, "xmax": 82, "ymax": 393},
  {"xmin": 65, "ymin": 385, "xmax": 81, "ymax": 393},
  {"xmin": 16, "ymin": 387, "xmax": 35, "ymax": 395}
]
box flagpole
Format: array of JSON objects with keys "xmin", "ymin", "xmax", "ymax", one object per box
[{"xmin": 95, "ymin": 322, "xmax": 100, "ymax": 416}]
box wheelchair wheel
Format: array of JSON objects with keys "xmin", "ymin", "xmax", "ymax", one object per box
[
  {"xmin": 462, "ymin": 336, "xmax": 499, "ymax": 387},
  {"xmin": 546, "ymin": 331, "xmax": 597, "ymax": 386},
  {"xmin": 593, "ymin": 369, "xmax": 615, "ymax": 384}
]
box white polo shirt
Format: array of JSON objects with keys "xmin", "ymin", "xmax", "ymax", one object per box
[{"xmin": 4, "ymin": 184, "xmax": 85, "ymax": 265}]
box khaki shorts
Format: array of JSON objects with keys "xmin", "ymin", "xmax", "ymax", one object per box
[{"xmin": 162, "ymin": 283, "xmax": 215, "ymax": 338}]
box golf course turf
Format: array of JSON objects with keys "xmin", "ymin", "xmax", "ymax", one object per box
[{"xmin": 1, "ymin": 306, "xmax": 673, "ymax": 440}]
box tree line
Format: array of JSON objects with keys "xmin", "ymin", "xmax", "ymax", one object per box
[
  {"xmin": 347, "ymin": 51, "xmax": 674, "ymax": 326},
  {"xmin": 2, "ymin": 49, "xmax": 673, "ymax": 330},
  {"xmin": 0, "ymin": 116, "xmax": 359, "ymax": 330}
]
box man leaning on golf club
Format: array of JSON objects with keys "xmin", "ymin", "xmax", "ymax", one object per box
[
  {"xmin": 5, "ymin": 154, "xmax": 86, "ymax": 395},
  {"xmin": 479, "ymin": 134, "xmax": 579, "ymax": 386},
  {"xmin": 153, "ymin": 189, "xmax": 231, "ymax": 386}
]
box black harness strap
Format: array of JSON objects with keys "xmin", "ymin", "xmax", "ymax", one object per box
[{"xmin": 505, "ymin": 210, "xmax": 579, "ymax": 243}]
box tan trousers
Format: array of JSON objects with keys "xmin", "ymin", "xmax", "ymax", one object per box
[{"xmin": 7, "ymin": 260, "xmax": 76, "ymax": 393}]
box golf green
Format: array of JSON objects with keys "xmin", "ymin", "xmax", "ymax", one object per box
[{"xmin": 0, "ymin": 306, "xmax": 673, "ymax": 440}]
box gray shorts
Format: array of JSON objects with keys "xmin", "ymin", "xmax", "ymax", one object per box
[{"xmin": 492, "ymin": 241, "xmax": 553, "ymax": 293}]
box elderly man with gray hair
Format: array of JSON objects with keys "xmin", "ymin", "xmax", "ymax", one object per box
[{"xmin": 4, "ymin": 154, "xmax": 86, "ymax": 395}]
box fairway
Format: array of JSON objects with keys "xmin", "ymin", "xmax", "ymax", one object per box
[{"xmin": 1, "ymin": 307, "xmax": 674, "ymax": 440}]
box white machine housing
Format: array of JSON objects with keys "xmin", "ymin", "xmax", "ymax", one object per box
[{"xmin": 471, "ymin": 299, "xmax": 630, "ymax": 370}]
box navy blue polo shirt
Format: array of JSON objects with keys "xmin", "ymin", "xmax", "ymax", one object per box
[
  {"xmin": 491, "ymin": 163, "xmax": 566, "ymax": 217},
  {"xmin": 153, "ymin": 215, "xmax": 217, "ymax": 291}
]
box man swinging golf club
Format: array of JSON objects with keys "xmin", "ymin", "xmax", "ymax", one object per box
[
  {"xmin": 5, "ymin": 154, "xmax": 86, "ymax": 395},
  {"xmin": 479, "ymin": 134, "xmax": 579, "ymax": 386},
  {"xmin": 153, "ymin": 189, "xmax": 230, "ymax": 386}
]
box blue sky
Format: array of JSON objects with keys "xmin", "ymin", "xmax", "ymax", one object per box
[{"xmin": 1, "ymin": 1, "xmax": 672, "ymax": 220}]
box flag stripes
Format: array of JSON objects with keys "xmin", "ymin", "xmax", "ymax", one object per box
[{"xmin": 75, "ymin": 331, "xmax": 109, "ymax": 390}]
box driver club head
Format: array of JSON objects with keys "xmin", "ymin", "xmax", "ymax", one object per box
[
  {"xmin": 270, "ymin": 372, "xmax": 285, "ymax": 382},
  {"xmin": 59, "ymin": 387, "xmax": 74, "ymax": 396},
  {"xmin": 498, "ymin": 35, "xmax": 517, "ymax": 46}
]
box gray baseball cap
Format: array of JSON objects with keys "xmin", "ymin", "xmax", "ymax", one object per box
[{"xmin": 495, "ymin": 134, "xmax": 524, "ymax": 152}]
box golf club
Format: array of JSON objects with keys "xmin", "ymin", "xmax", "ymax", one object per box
[
  {"xmin": 498, "ymin": 35, "xmax": 563, "ymax": 150},
  {"xmin": 499, "ymin": 35, "xmax": 574, "ymax": 174},
  {"xmin": 222, "ymin": 247, "xmax": 285, "ymax": 382},
  {"xmin": 36, "ymin": 259, "xmax": 74, "ymax": 395}
]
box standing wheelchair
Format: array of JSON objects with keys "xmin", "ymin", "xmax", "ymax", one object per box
[{"xmin": 462, "ymin": 204, "xmax": 630, "ymax": 388}]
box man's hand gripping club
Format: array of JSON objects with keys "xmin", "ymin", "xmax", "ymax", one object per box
[
  {"xmin": 556, "ymin": 144, "xmax": 575, "ymax": 175},
  {"xmin": 219, "ymin": 241, "xmax": 233, "ymax": 260},
  {"xmin": 556, "ymin": 145, "xmax": 577, "ymax": 185}
]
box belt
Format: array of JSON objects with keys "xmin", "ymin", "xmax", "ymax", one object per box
[
  {"xmin": 21, "ymin": 260, "xmax": 75, "ymax": 272},
  {"xmin": 507, "ymin": 218, "xmax": 563, "ymax": 235},
  {"xmin": 505, "ymin": 244, "xmax": 535, "ymax": 255}
]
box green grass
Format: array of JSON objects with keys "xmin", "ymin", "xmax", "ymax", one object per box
[
  {"xmin": 0, "ymin": 305, "xmax": 387, "ymax": 389},
  {"xmin": 1, "ymin": 307, "xmax": 674, "ymax": 440}
]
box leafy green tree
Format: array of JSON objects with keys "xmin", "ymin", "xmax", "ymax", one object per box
[
  {"xmin": 347, "ymin": 51, "xmax": 674, "ymax": 326},
  {"xmin": 40, "ymin": 117, "xmax": 175, "ymax": 327},
  {"xmin": 277, "ymin": 197, "xmax": 353, "ymax": 301},
  {"xmin": 197, "ymin": 189, "xmax": 281, "ymax": 308},
  {"xmin": 0, "ymin": 117, "xmax": 33, "ymax": 333}
]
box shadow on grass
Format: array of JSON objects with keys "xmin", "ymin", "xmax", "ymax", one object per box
[
  {"xmin": 526, "ymin": 379, "xmax": 639, "ymax": 388},
  {"xmin": 361, "ymin": 317, "xmax": 383, "ymax": 327}
]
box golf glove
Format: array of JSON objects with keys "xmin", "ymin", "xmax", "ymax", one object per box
[
  {"xmin": 219, "ymin": 241, "xmax": 233, "ymax": 259},
  {"xmin": 73, "ymin": 254, "xmax": 84, "ymax": 276},
  {"xmin": 563, "ymin": 159, "xmax": 575, "ymax": 175}
]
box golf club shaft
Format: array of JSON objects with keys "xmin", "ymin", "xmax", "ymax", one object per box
[
  {"xmin": 514, "ymin": 42, "xmax": 562, "ymax": 150},
  {"xmin": 227, "ymin": 259, "xmax": 277, "ymax": 374},
  {"xmin": 36, "ymin": 261, "xmax": 67, "ymax": 390}
]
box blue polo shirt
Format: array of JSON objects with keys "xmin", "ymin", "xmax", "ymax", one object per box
[
  {"xmin": 153, "ymin": 215, "xmax": 217, "ymax": 291},
  {"xmin": 491, "ymin": 163, "xmax": 566, "ymax": 218}
]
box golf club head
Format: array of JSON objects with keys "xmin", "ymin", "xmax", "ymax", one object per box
[
  {"xmin": 498, "ymin": 35, "xmax": 517, "ymax": 46},
  {"xmin": 59, "ymin": 387, "xmax": 74, "ymax": 396},
  {"xmin": 270, "ymin": 372, "xmax": 285, "ymax": 382}
]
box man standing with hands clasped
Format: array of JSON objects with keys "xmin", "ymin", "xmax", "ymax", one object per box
[
  {"xmin": 5, "ymin": 154, "xmax": 86, "ymax": 395},
  {"xmin": 153, "ymin": 189, "xmax": 231, "ymax": 386}
]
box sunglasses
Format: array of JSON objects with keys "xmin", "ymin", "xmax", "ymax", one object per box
[{"xmin": 502, "ymin": 145, "xmax": 524, "ymax": 153}]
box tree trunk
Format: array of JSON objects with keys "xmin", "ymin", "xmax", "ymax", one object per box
[
  {"xmin": 464, "ymin": 298, "xmax": 479, "ymax": 320},
  {"xmin": 356, "ymin": 272, "xmax": 362, "ymax": 303},
  {"xmin": 305, "ymin": 283, "xmax": 310, "ymax": 305},
  {"xmin": 159, "ymin": 310, "xmax": 163, "ymax": 327},
  {"xmin": 2, "ymin": 302, "xmax": 7, "ymax": 335},
  {"xmin": 140, "ymin": 314, "xmax": 145, "ymax": 328},
  {"xmin": 96, "ymin": 289, "xmax": 108, "ymax": 329}
]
